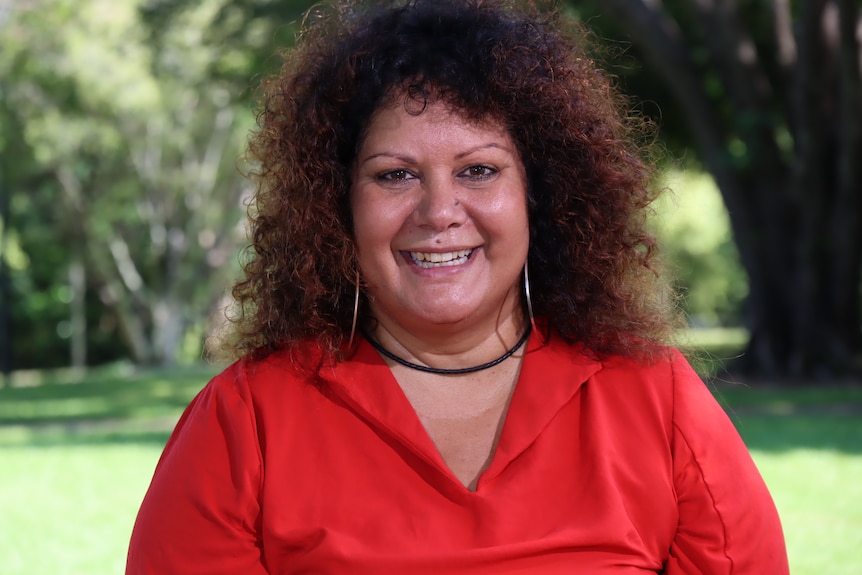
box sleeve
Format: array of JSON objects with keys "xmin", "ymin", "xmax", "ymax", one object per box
[
  {"xmin": 664, "ymin": 350, "xmax": 789, "ymax": 575},
  {"xmin": 125, "ymin": 361, "xmax": 269, "ymax": 575}
]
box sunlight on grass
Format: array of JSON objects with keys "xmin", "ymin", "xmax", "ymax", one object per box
[
  {"xmin": 0, "ymin": 445, "xmax": 163, "ymax": 575},
  {"xmin": 752, "ymin": 449, "xmax": 862, "ymax": 575},
  {"xmin": 735, "ymin": 412, "xmax": 862, "ymax": 575},
  {"xmin": 0, "ymin": 365, "xmax": 212, "ymax": 574}
]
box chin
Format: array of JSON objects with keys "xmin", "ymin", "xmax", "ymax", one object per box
[
  {"xmin": 418, "ymin": 310, "xmax": 474, "ymax": 327},
  {"xmin": 399, "ymin": 303, "xmax": 478, "ymax": 330}
]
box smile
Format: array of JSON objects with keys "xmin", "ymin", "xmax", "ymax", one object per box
[{"xmin": 408, "ymin": 249, "xmax": 473, "ymax": 268}]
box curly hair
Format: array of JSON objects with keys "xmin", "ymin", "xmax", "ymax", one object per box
[{"xmin": 215, "ymin": 0, "xmax": 676, "ymax": 365}]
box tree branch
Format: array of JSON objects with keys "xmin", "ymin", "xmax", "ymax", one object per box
[
  {"xmin": 772, "ymin": 0, "xmax": 797, "ymax": 69},
  {"xmin": 688, "ymin": 0, "xmax": 773, "ymax": 109},
  {"xmin": 588, "ymin": 0, "xmax": 757, "ymax": 268},
  {"xmin": 771, "ymin": 0, "xmax": 798, "ymax": 133},
  {"xmin": 685, "ymin": 0, "xmax": 789, "ymax": 182}
]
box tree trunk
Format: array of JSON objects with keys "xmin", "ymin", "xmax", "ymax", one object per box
[
  {"xmin": 585, "ymin": 0, "xmax": 862, "ymax": 379},
  {"xmin": 0, "ymin": 170, "xmax": 11, "ymax": 379},
  {"xmin": 152, "ymin": 298, "xmax": 187, "ymax": 366},
  {"xmin": 69, "ymin": 258, "xmax": 87, "ymax": 368},
  {"xmin": 743, "ymin": 0, "xmax": 862, "ymax": 379}
]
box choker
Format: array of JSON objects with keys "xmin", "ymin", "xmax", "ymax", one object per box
[{"xmin": 362, "ymin": 325, "xmax": 531, "ymax": 375}]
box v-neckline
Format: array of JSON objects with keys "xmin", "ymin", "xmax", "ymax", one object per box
[
  {"xmin": 394, "ymin": 359, "xmax": 522, "ymax": 491},
  {"xmin": 318, "ymin": 334, "xmax": 602, "ymax": 495}
]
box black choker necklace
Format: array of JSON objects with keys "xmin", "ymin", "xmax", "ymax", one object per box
[{"xmin": 362, "ymin": 325, "xmax": 531, "ymax": 375}]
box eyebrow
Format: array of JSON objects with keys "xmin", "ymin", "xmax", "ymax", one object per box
[
  {"xmin": 358, "ymin": 143, "xmax": 513, "ymax": 165},
  {"xmin": 454, "ymin": 143, "xmax": 512, "ymax": 159},
  {"xmin": 358, "ymin": 152, "xmax": 417, "ymax": 165}
]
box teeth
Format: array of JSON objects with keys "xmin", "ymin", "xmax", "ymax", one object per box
[{"xmin": 410, "ymin": 249, "xmax": 473, "ymax": 268}]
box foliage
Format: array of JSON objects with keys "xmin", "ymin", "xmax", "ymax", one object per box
[
  {"xmin": 652, "ymin": 170, "xmax": 748, "ymax": 327},
  {"xmin": 573, "ymin": 0, "xmax": 862, "ymax": 379},
  {"xmin": 6, "ymin": 0, "xmax": 859, "ymax": 379},
  {"xmin": 0, "ymin": 0, "xmax": 317, "ymax": 367}
]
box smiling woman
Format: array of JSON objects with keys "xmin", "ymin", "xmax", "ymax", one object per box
[
  {"xmin": 125, "ymin": 1, "xmax": 789, "ymax": 573},
  {"xmin": 351, "ymin": 101, "xmax": 529, "ymax": 349}
]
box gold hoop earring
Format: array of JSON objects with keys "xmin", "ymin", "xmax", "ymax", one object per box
[
  {"xmin": 348, "ymin": 268, "xmax": 360, "ymax": 348},
  {"xmin": 524, "ymin": 262, "xmax": 545, "ymax": 344}
]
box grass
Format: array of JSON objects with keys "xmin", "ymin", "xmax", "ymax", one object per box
[
  {"xmin": 745, "ymin": 429, "xmax": 862, "ymax": 574},
  {"xmin": 1, "ymin": 444, "xmax": 164, "ymax": 575},
  {"xmin": 0, "ymin": 363, "xmax": 216, "ymax": 575},
  {"xmin": 1, "ymin": 338, "xmax": 861, "ymax": 574}
]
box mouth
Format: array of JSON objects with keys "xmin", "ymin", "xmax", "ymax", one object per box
[{"xmin": 407, "ymin": 249, "xmax": 474, "ymax": 269}]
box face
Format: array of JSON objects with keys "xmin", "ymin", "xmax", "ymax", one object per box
[{"xmin": 350, "ymin": 99, "xmax": 530, "ymax": 337}]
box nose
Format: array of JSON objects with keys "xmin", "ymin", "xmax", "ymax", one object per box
[{"xmin": 412, "ymin": 175, "xmax": 467, "ymax": 231}]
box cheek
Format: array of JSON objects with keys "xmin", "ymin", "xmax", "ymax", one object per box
[
  {"xmin": 351, "ymin": 194, "xmax": 404, "ymax": 263},
  {"xmin": 350, "ymin": 191, "xmax": 380, "ymax": 252},
  {"xmin": 492, "ymin": 195, "xmax": 530, "ymax": 240},
  {"xmin": 503, "ymin": 206, "xmax": 531, "ymax": 261}
]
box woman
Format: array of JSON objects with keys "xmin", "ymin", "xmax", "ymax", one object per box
[{"xmin": 127, "ymin": 1, "xmax": 789, "ymax": 573}]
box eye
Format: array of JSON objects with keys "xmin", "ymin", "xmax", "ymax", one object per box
[
  {"xmin": 460, "ymin": 165, "xmax": 497, "ymax": 180},
  {"xmin": 377, "ymin": 169, "xmax": 415, "ymax": 182}
]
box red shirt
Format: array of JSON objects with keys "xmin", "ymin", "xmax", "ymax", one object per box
[{"xmin": 127, "ymin": 335, "xmax": 788, "ymax": 574}]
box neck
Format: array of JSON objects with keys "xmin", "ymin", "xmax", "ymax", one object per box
[
  {"xmin": 366, "ymin": 312, "xmax": 528, "ymax": 373},
  {"xmin": 364, "ymin": 324, "xmax": 530, "ymax": 375}
]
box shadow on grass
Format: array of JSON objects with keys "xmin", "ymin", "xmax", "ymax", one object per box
[
  {"xmin": 680, "ymin": 334, "xmax": 862, "ymax": 456},
  {"xmin": 9, "ymin": 430, "xmax": 175, "ymax": 447},
  {"xmin": 708, "ymin": 380, "xmax": 862, "ymax": 455},
  {"xmin": 3, "ymin": 360, "xmax": 861, "ymax": 455},
  {"xmin": 0, "ymin": 363, "xmax": 217, "ymax": 448},
  {"xmin": 0, "ymin": 414, "xmax": 182, "ymax": 448},
  {"xmin": 727, "ymin": 413, "xmax": 862, "ymax": 455}
]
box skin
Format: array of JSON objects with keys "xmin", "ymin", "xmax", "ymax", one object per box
[
  {"xmin": 351, "ymin": 98, "xmax": 531, "ymax": 367},
  {"xmin": 350, "ymin": 98, "xmax": 532, "ymax": 489}
]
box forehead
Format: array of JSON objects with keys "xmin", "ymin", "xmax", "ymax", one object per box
[{"xmin": 359, "ymin": 97, "xmax": 512, "ymax": 150}]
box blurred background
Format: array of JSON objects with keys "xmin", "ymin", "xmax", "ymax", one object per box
[{"xmin": 0, "ymin": 0, "xmax": 860, "ymax": 573}]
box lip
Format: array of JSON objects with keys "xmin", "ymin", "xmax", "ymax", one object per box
[{"xmin": 400, "ymin": 247, "xmax": 479, "ymax": 270}]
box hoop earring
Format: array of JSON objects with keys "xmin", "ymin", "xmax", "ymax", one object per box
[
  {"xmin": 524, "ymin": 262, "xmax": 545, "ymax": 344},
  {"xmin": 348, "ymin": 268, "xmax": 360, "ymax": 348}
]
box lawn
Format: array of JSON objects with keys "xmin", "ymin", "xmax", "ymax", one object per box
[
  {"xmin": 0, "ymin": 364, "xmax": 210, "ymax": 575},
  {"xmin": 1, "ymin": 357, "xmax": 860, "ymax": 574},
  {"xmin": 732, "ymin": 413, "xmax": 862, "ymax": 574}
]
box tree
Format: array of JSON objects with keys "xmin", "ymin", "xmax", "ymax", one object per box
[
  {"xmin": 0, "ymin": 0, "xmax": 306, "ymax": 366},
  {"xmin": 576, "ymin": 0, "xmax": 862, "ymax": 379}
]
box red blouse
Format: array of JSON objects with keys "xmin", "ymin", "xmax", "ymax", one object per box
[{"xmin": 127, "ymin": 335, "xmax": 788, "ymax": 574}]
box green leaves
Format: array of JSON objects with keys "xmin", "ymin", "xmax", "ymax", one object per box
[{"xmin": 1, "ymin": 0, "xmax": 316, "ymax": 367}]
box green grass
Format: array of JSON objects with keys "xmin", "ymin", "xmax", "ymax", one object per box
[
  {"xmin": 1, "ymin": 444, "xmax": 164, "ymax": 575},
  {"xmin": 742, "ymin": 419, "xmax": 862, "ymax": 575},
  {"xmin": 1, "ymin": 350, "xmax": 860, "ymax": 574},
  {"xmin": 0, "ymin": 363, "xmax": 214, "ymax": 450},
  {"xmin": 0, "ymin": 364, "xmax": 217, "ymax": 575}
]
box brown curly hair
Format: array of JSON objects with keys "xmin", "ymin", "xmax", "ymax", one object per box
[{"xmin": 215, "ymin": 0, "xmax": 676, "ymax": 365}]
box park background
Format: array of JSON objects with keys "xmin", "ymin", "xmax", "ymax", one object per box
[{"xmin": 0, "ymin": 0, "xmax": 860, "ymax": 573}]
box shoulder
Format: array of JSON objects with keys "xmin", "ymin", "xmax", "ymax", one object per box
[
  {"xmin": 586, "ymin": 345, "xmax": 699, "ymax": 400},
  {"xmin": 595, "ymin": 346, "xmax": 709, "ymax": 409},
  {"xmin": 532, "ymin": 337, "xmax": 700, "ymax": 397},
  {"xmin": 559, "ymin": 344, "xmax": 706, "ymax": 442},
  {"xmin": 597, "ymin": 345, "xmax": 693, "ymax": 379},
  {"xmin": 199, "ymin": 342, "xmax": 329, "ymax": 411}
]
